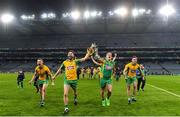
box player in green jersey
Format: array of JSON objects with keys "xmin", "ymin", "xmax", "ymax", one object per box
[
  {"xmin": 91, "ymin": 52, "xmax": 117, "ymax": 107},
  {"xmin": 136, "ymin": 64, "xmax": 146, "ymax": 91}
]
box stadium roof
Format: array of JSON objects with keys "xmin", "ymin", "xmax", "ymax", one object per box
[
  {"xmin": 1, "ymin": 0, "xmax": 180, "ymax": 36},
  {"xmin": 1, "ymin": 0, "xmax": 180, "ymax": 13}
]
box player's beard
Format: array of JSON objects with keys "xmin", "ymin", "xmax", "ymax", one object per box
[
  {"xmin": 132, "ymin": 62, "xmax": 137, "ymax": 65},
  {"xmin": 68, "ymin": 56, "xmax": 74, "ymax": 60}
]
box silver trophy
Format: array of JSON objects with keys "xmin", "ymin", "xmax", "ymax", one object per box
[{"xmin": 90, "ymin": 43, "xmax": 100, "ymax": 60}]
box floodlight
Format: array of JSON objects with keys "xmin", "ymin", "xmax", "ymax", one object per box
[
  {"xmin": 132, "ymin": 9, "xmax": 139, "ymax": 17},
  {"xmin": 139, "ymin": 9, "xmax": 146, "ymax": 14},
  {"xmin": 108, "ymin": 11, "xmax": 114, "ymax": 16},
  {"xmin": 146, "ymin": 9, "xmax": 151, "ymax": 14},
  {"xmin": 1, "ymin": 13, "xmax": 14, "ymax": 24},
  {"xmin": 48, "ymin": 13, "xmax": 56, "ymax": 19},
  {"xmin": 41, "ymin": 13, "xmax": 48, "ymax": 19},
  {"xmin": 71, "ymin": 11, "xmax": 80, "ymax": 20},
  {"xmin": 91, "ymin": 11, "xmax": 97, "ymax": 17},
  {"xmin": 21, "ymin": 14, "xmax": 35, "ymax": 20},
  {"xmin": 21, "ymin": 15, "xmax": 28, "ymax": 20},
  {"xmin": 114, "ymin": 7, "xmax": 128, "ymax": 16},
  {"xmin": 62, "ymin": 13, "xmax": 69, "ymax": 18},
  {"xmin": 159, "ymin": 5, "xmax": 175, "ymax": 17},
  {"xmin": 84, "ymin": 11, "xmax": 90, "ymax": 19}
]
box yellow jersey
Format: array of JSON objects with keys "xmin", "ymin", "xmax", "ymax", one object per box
[
  {"xmin": 60, "ymin": 59, "xmax": 80, "ymax": 80},
  {"xmin": 35, "ymin": 65, "xmax": 51, "ymax": 80},
  {"xmin": 81, "ymin": 68, "xmax": 85, "ymax": 74},
  {"xmin": 93, "ymin": 68, "xmax": 97, "ymax": 74},
  {"xmin": 86, "ymin": 68, "xmax": 91, "ymax": 74},
  {"xmin": 97, "ymin": 67, "xmax": 103, "ymax": 78},
  {"xmin": 124, "ymin": 62, "xmax": 140, "ymax": 77}
]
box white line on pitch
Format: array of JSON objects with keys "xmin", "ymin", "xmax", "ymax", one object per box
[{"xmin": 147, "ymin": 84, "xmax": 180, "ymax": 98}]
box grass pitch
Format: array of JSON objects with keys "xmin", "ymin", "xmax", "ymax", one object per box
[{"xmin": 0, "ymin": 73, "xmax": 180, "ymax": 116}]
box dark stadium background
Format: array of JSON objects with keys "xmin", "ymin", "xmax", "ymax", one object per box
[{"xmin": 0, "ymin": 0, "xmax": 180, "ymax": 75}]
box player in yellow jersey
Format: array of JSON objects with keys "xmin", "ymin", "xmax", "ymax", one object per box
[
  {"xmin": 52, "ymin": 50, "xmax": 90, "ymax": 114},
  {"xmin": 80, "ymin": 68, "xmax": 85, "ymax": 79},
  {"xmin": 86, "ymin": 67, "xmax": 91, "ymax": 79},
  {"xmin": 97, "ymin": 67, "xmax": 102, "ymax": 80},
  {"xmin": 123, "ymin": 56, "xmax": 144, "ymax": 104},
  {"xmin": 29, "ymin": 58, "xmax": 53, "ymax": 107},
  {"xmin": 92, "ymin": 67, "xmax": 98, "ymax": 79}
]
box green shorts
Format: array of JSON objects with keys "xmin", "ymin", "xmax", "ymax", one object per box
[
  {"xmin": 100, "ymin": 78, "xmax": 112, "ymax": 88},
  {"xmin": 64, "ymin": 78, "xmax": 77, "ymax": 89},
  {"xmin": 126, "ymin": 77, "xmax": 137, "ymax": 85},
  {"xmin": 38, "ymin": 80, "xmax": 48, "ymax": 86}
]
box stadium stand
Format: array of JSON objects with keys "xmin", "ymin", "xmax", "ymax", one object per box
[
  {"xmin": 0, "ymin": 30, "xmax": 180, "ymax": 74},
  {"xmin": 0, "ymin": 33, "xmax": 180, "ymax": 48},
  {"xmin": 0, "ymin": 44, "xmax": 179, "ymax": 74}
]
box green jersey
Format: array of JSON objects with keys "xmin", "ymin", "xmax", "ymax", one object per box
[
  {"xmin": 101, "ymin": 60, "xmax": 115, "ymax": 79},
  {"xmin": 136, "ymin": 69, "xmax": 145, "ymax": 79},
  {"xmin": 141, "ymin": 69, "xmax": 145, "ymax": 76}
]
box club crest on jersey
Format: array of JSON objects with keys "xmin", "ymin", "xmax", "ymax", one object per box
[
  {"xmin": 131, "ymin": 70, "xmax": 136, "ymax": 73},
  {"xmin": 67, "ymin": 66, "xmax": 75, "ymax": 70},
  {"xmin": 136, "ymin": 70, "xmax": 140, "ymax": 75},
  {"xmin": 105, "ymin": 65, "xmax": 113, "ymax": 70}
]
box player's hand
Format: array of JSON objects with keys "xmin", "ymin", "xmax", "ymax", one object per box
[
  {"xmin": 87, "ymin": 47, "xmax": 94, "ymax": 56},
  {"xmin": 114, "ymin": 53, "xmax": 117, "ymax": 56},
  {"xmin": 52, "ymin": 76, "xmax": 56, "ymax": 80},
  {"xmin": 142, "ymin": 77, "xmax": 145, "ymax": 80}
]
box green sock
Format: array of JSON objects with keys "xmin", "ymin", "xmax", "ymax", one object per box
[{"xmin": 64, "ymin": 105, "xmax": 68, "ymax": 108}]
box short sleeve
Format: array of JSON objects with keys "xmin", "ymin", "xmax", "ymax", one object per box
[
  {"xmin": 46, "ymin": 66, "xmax": 51, "ymax": 75},
  {"xmin": 125, "ymin": 64, "xmax": 129, "ymax": 69},
  {"xmin": 137, "ymin": 64, "xmax": 140, "ymax": 69},
  {"xmin": 35, "ymin": 66, "xmax": 38, "ymax": 73}
]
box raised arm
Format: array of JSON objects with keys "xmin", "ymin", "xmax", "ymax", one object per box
[
  {"xmin": 113, "ymin": 53, "xmax": 117, "ymax": 61},
  {"xmin": 91, "ymin": 56, "xmax": 102, "ymax": 66},
  {"xmin": 78, "ymin": 51, "xmax": 91, "ymax": 62}
]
